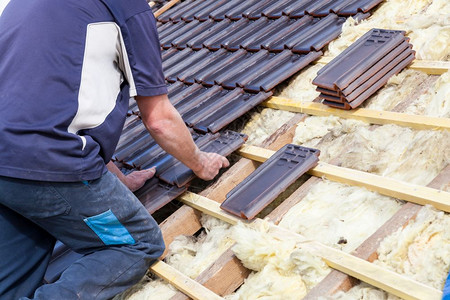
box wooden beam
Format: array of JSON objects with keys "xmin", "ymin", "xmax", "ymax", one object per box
[
  {"xmin": 200, "ymin": 158, "xmax": 261, "ymax": 203},
  {"xmin": 263, "ymin": 97, "xmax": 450, "ymax": 131},
  {"xmin": 153, "ymin": 0, "xmax": 180, "ymax": 18},
  {"xmin": 150, "ymin": 261, "xmax": 224, "ymax": 300},
  {"xmin": 391, "ymin": 75, "xmax": 439, "ymax": 113},
  {"xmin": 169, "ymin": 246, "xmax": 250, "ymax": 300},
  {"xmin": 315, "ymin": 57, "xmax": 450, "ymax": 75},
  {"xmin": 179, "ymin": 192, "xmax": 442, "ymax": 300},
  {"xmin": 262, "ymin": 114, "xmax": 307, "ymax": 151},
  {"xmin": 159, "ymin": 205, "xmax": 202, "ymax": 258},
  {"xmin": 237, "ymin": 145, "xmax": 450, "ymax": 213},
  {"xmin": 194, "ymin": 247, "xmax": 251, "ymax": 296}
]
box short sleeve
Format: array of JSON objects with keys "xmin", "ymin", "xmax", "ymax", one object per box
[{"xmin": 123, "ymin": 10, "xmax": 168, "ymax": 97}]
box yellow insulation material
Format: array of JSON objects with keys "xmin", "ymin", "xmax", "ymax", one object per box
[
  {"xmin": 241, "ymin": 108, "xmax": 295, "ymax": 146},
  {"xmin": 406, "ymin": 70, "xmax": 450, "ymax": 117},
  {"xmin": 279, "ymin": 181, "xmax": 403, "ymax": 252},
  {"xmin": 326, "ymin": 0, "xmax": 450, "ymax": 60},
  {"xmin": 113, "ymin": 278, "xmax": 176, "ymax": 300},
  {"xmin": 226, "ymin": 221, "xmax": 329, "ymax": 299},
  {"xmin": 164, "ymin": 214, "xmax": 234, "ymax": 279}
]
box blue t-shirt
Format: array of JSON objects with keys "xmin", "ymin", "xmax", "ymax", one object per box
[{"xmin": 0, "ymin": 0, "xmax": 167, "ymax": 181}]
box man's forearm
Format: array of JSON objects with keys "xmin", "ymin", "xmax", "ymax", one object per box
[
  {"xmin": 136, "ymin": 94, "xmax": 229, "ymax": 180},
  {"xmin": 136, "ymin": 94, "xmax": 202, "ymax": 173}
]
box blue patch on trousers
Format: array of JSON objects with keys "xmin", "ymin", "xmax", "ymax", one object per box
[{"xmin": 83, "ymin": 210, "xmax": 135, "ymax": 246}]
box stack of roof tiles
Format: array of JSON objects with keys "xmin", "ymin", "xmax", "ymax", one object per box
[{"xmin": 313, "ymin": 28, "xmax": 415, "ymax": 109}]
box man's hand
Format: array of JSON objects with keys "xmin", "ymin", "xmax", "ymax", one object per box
[
  {"xmin": 192, "ymin": 151, "xmax": 230, "ymax": 181},
  {"xmin": 106, "ymin": 161, "xmax": 156, "ymax": 192},
  {"xmin": 123, "ymin": 167, "xmax": 156, "ymax": 192}
]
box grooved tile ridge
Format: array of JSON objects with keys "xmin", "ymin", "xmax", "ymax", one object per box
[{"xmin": 221, "ymin": 144, "xmax": 320, "ymax": 219}]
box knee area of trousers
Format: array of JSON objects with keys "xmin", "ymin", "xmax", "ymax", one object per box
[{"xmin": 139, "ymin": 227, "xmax": 165, "ymax": 258}]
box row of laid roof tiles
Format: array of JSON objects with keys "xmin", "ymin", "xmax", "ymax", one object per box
[
  {"xmin": 153, "ymin": 6, "xmax": 368, "ymax": 132},
  {"xmin": 127, "ymin": 85, "xmax": 272, "ymax": 133},
  {"xmin": 128, "ymin": 48, "xmax": 322, "ymax": 135},
  {"xmin": 116, "ymin": 118, "xmax": 236, "ymax": 168},
  {"xmin": 162, "ymin": 49, "xmax": 323, "ymax": 92},
  {"xmin": 114, "ymin": 129, "xmax": 246, "ymax": 209},
  {"xmin": 158, "ymin": 14, "xmax": 347, "ymax": 52},
  {"xmin": 157, "ymin": 0, "xmax": 382, "ymax": 23}
]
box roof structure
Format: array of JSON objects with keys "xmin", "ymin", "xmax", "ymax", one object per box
[{"xmin": 44, "ymin": 0, "xmax": 450, "ymax": 299}]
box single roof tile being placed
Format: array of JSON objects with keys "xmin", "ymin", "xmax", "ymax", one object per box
[{"xmin": 220, "ymin": 144, "xmax": 320, "ymax": 220}]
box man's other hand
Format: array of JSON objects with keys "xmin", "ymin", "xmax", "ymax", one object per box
[
  {"xmin": 124, "ymin": 167, "xmax": 156, "ymax": 192},
  {"xmin": 192, "ymin": 151, "xmax": 230, "ymax": 181}
]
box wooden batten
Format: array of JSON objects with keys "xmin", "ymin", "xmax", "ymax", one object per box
[
  {"xmin": 263, "ymin": 97, "xmax": 450, "ymax": 131},
  {"xmin": 310, "ymin": 162, "xmax": 450, "ymax": 212},
  {"xmin": 153, "ymin": 0, "xmax": 180, "ymax": 17},
  {"xmin": 150, "ymin": 261, "xmax": 224, "ymax": 300},
  {"xmin": 237, "ymin": 145, "xmax": 274, "ymax": 162},
  {"xmin": 178, "ymin": 192, "xmax": 243, "ymax": 225},
  {"xmin": 238, "ymin": 145, "xmax": 450, "ymax": 213}
]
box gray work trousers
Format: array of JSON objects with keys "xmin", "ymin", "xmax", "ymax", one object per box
[{"xmin": 0, "ymin": 171, "xmax": 165, "ymax": 299}]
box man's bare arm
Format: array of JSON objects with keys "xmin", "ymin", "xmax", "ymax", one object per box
[{"xmin": 136, "ymin": 94, "xmax": 229, "ymax": 180}]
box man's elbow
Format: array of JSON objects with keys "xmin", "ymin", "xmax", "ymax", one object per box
[{"xmin": 145, "ymin": 118, "xmax": 171, "ymax": 136}]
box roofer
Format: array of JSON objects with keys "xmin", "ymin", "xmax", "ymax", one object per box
[{"xmin": 0, "ymin": 0, "xmax": 229, "ymax": 299}]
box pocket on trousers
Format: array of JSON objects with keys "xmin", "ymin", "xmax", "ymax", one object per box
[{"xmin": 84, "ymin": 209, "xmax": 136, "ymax": 246}]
